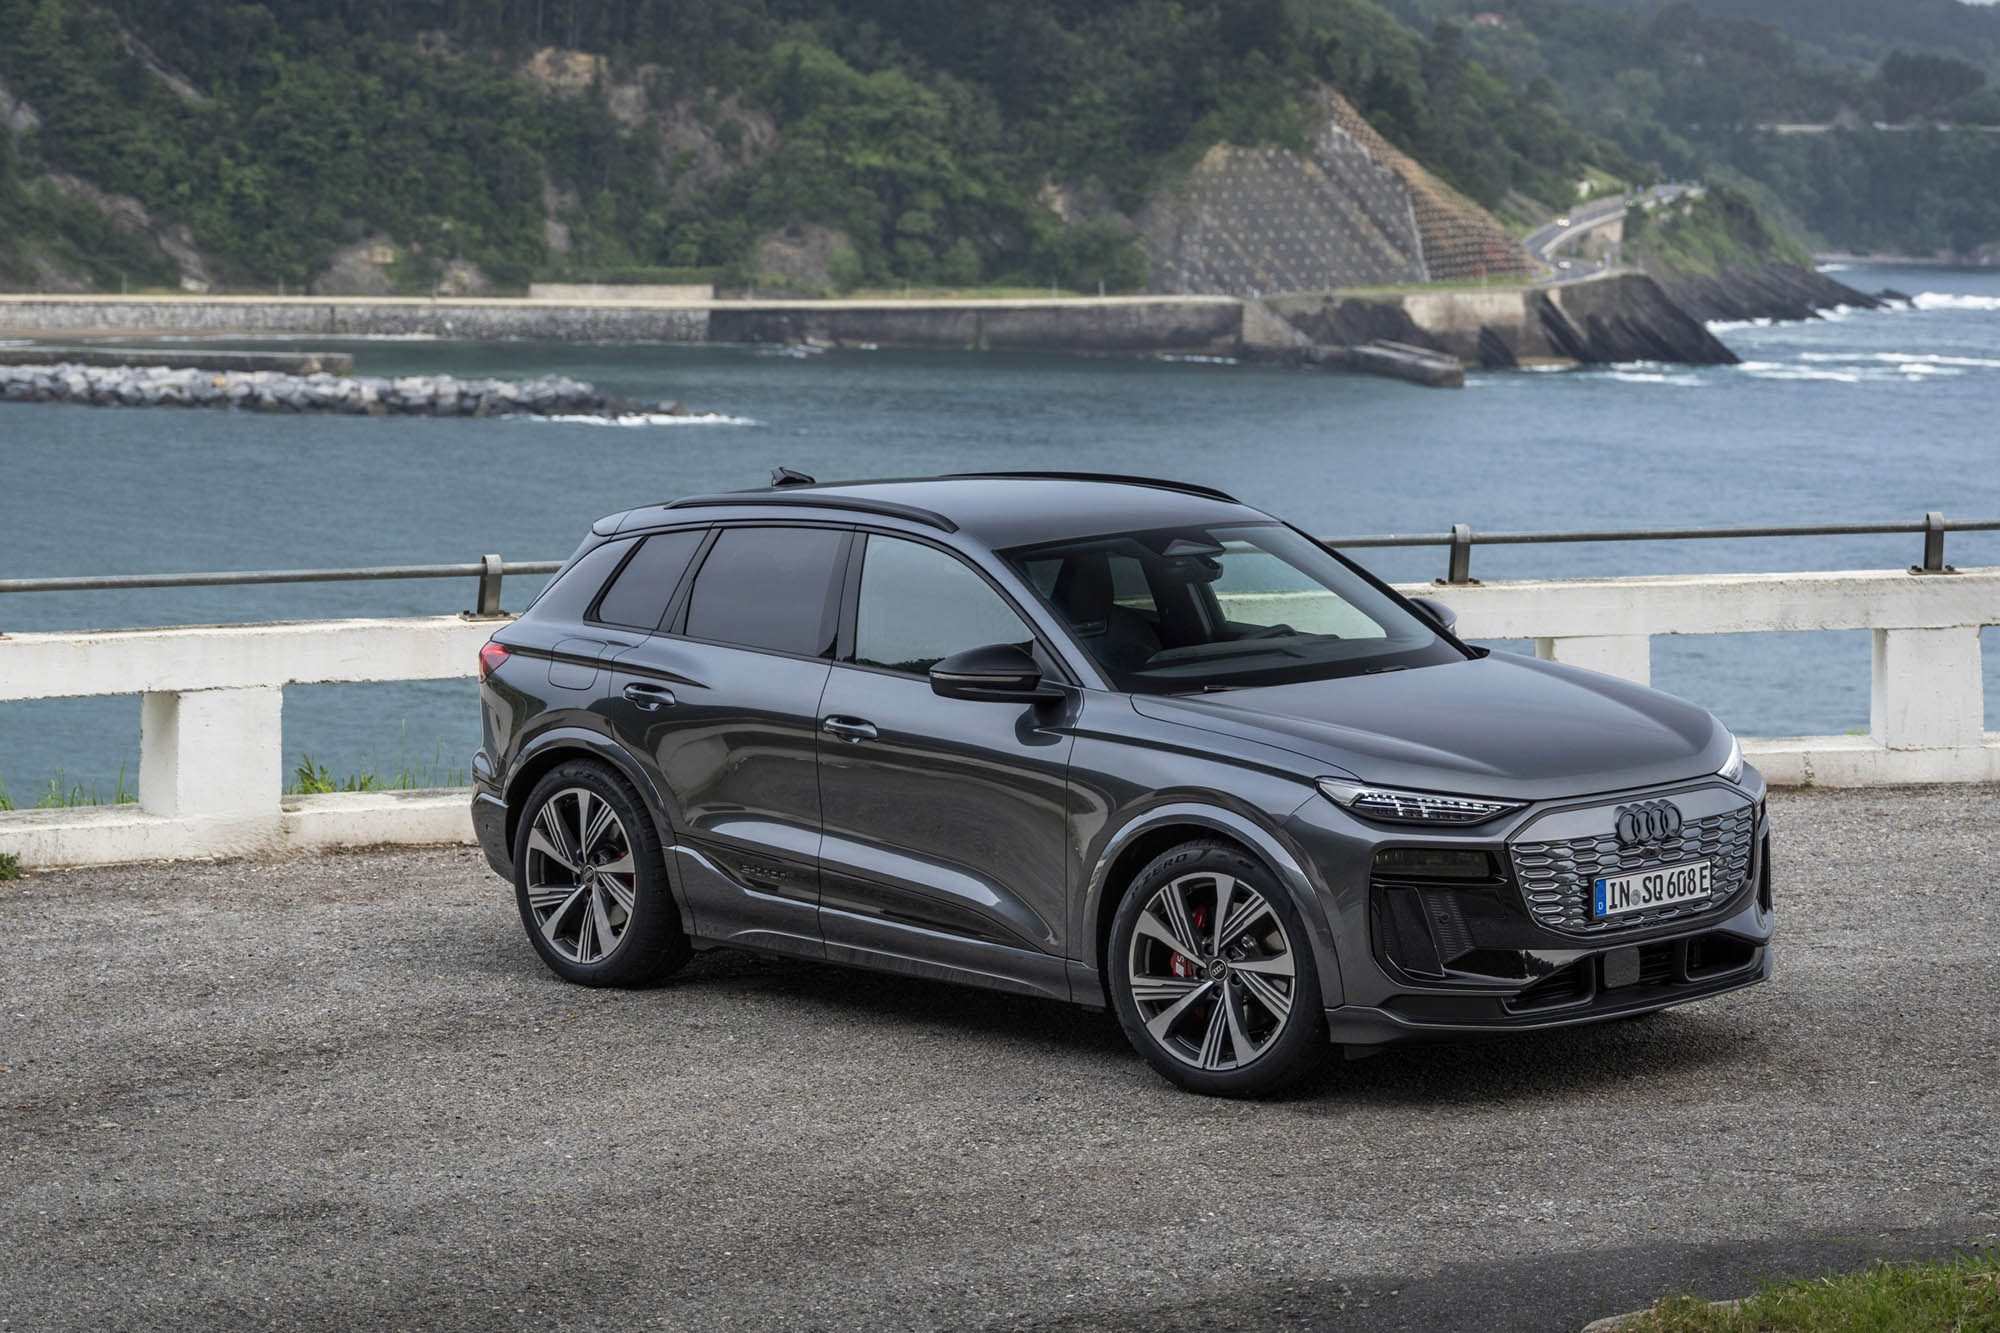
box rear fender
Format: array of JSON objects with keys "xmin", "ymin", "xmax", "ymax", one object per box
[{"xmin": 506, "ymin": 725, "xmax": 691, "ymax": 936}]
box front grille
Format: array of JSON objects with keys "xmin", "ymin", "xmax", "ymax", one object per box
[{"xmin": 1510, "ymin": 802, "xmax": 1755, "ymax": 935}]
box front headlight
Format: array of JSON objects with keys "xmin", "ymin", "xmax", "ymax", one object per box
[
  {"xmin": 1317, "ymin": 778, "xmax": 1524, "ymax": 826},
  {"xmin": 1718, "ymin": 732, "xmax": 1744, "ymax": 784}
]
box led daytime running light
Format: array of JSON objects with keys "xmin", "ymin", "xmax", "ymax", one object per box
[
  {"xmin": 1718, "ymin": 733, "xmax": 1745, "ymax": 783},
  {"xmin": 1318, "ymin": 778, "xmax": 1522, "ymax": 826}
]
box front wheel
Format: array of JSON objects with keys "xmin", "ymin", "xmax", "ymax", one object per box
[
  {"xmin": 1107, "ymin": 840, "xmax": 1327, "ymax": 1096},
  {"xmin": 512, "ymin": 760, "xmax": 690, "ymax": 986}
]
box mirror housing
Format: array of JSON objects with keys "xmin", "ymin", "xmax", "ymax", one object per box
[
  {"xmin": 929, "ymin": 643, "xmax": 1063, "ymax": 703},
  {"xmin": 1408, "ymin": 596, "xmax": 1458, "ymax": 634}
]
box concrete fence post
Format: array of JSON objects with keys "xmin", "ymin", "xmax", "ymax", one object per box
[
  {"xmin": 139, "ymin": 687, "xmax": 285, "ymax": 818},
  {"xmin": 1533, "ymin": 634, "xmax": 1652, "ymax": 686},
  {"xmin": 1870, "ymin": 627, "xmax": 1983, "ymax": 751}
]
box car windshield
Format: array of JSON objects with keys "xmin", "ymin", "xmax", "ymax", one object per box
[{"xmin": 1005, "ymin": 522, "xmax": 1466, "ymax": 693}]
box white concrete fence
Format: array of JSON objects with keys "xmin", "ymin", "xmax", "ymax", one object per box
[{"xmin": 0, "ymin": 566, "xmax": 1994, "ymax": 869}]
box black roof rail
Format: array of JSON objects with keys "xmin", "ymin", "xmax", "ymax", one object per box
[
  {"xmin": 941, "ymin": 471, "xmax": 1240, "ymax": 503},
  {"xmin": 662, "ymin": 491, "xmax": 959, "ymax": 533}
]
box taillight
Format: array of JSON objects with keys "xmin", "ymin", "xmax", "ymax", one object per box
[{"xmin": 478, "ymin": 641, "xmax": 509, "ymax": 680}]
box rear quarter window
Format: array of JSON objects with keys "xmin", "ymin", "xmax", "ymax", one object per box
[
  {"xmin": 521, "ymin": 537, "xmax": 637, "ymax": 624},
  {"xmin": 593, "ymin": 529, "xmax": 706, "ymax": 631}
]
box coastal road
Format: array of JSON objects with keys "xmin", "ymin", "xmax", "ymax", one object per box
[
  {"xmin": 1526, "ymin": 185, "xmax": 1698, "ymax": 284},
  {"xmin": 2, "ymin": 785, "xmax": 1994, "ymax": 1331}
]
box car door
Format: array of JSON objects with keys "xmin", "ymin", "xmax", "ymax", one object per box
[
  {"xmin": 815, "ymin": 532, "xmax": 1076, "ymax": 997},
  {"xmin": 606, "ymin": 523, "xmax": 853, "ymax": 961}
]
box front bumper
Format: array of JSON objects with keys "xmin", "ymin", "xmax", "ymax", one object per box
[
  {"xmin": 1286, "ymin": 770, "xmax": 1775, "ymax": 1047},
  {"xmin": 1323, "ymin": 894, "xmax": 1772, "ymax": 1046}
]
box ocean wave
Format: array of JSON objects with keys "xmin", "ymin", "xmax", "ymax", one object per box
[
  {"xmin": 1818, "ymin": 263, "xmax": 1851, "ymax": 273},
  {"xmin": 1797, "ymin": 351, "xmax": 2000, "ymax": 369},
  {"xmin": 1605, "ymin": 368, "xmax": 1705, "ymax": 386},
  {"xmin": 1912, "ymin": 292, "xmax": 2000, "ymax": 312},
  {"xmin": 1156, "ymin": 353, "xmax": 1239, "ymax": 365},
  {"xmin": 1706, "ymin": 317, "xmax": 1775, "ymax": 333},
  {"xmin": 530, "ymin": 412, "xmax": 763, "ymax": 427},
  {"xmin": 1736, "ymin": 361, "xmax": 1866, "ymax": 383}
]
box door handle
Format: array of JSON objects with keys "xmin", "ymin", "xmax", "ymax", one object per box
[
  {"xmin": 820, "ymin": 715, "xmax": 878, "ymax": 743},
  {"xmin": 622, "ymin": 682, "xmax": 677, "ymax": 711}
]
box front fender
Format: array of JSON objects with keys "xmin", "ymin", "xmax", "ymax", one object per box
[{"xmin": 1074, "ymin": 797, "xmax": 1342, "ymax": 1011}]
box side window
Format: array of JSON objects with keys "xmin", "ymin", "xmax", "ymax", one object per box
[
  {"xmin": 524, "ymin": 537, "xmax": 636, "ymax": 622},
  {"xmin": 588, "ymin": 528, "xmax": 708, "ymax": 632},
  {"xmin": 852, "ymin": 536, "xmax": 1034, "ymax": 675},
  {"xmin": 593, "ymin": 529, "xmax": 705, "ymax": 631},
  {"xmin": 682, "ymin": 526, "xmax": 847, "ymax": 656}
]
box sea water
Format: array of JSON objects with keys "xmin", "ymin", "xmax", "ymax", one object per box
[{"xmin": 1, "ymin": 263, "xmax": 1996, "ymax": 795}]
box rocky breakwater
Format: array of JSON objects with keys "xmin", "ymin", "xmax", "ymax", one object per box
[
  {"xmin": 0, "ymin": 362, "xmax": 688, "ymax": 418},
  {"xmin": 1647, "ymin": 259, "xmax": 1888, "ymax": 325}
]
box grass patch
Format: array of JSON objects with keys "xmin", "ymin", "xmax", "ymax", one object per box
[
  {"xmin": 286, "ymin": 744, "xmax": 468, "ymax": 795},
  {"xmin": 1625, "ymin": 185, "xmax": 1814, "ymax": 275},
  {"xmin": 0, "ymin": 767, "xmax": 138, "ymax": 810},
  {"xmin": 1614, "ymin": 1251, "xmax": 2000, "ymax": 1331},
  {"xmin": 0, "ymin": 852, "xmax": 19, "ymax": 882}
]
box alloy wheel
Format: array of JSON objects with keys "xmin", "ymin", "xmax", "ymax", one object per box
[
  {"xmin": 523, "ymin": 786, "xmax": 638, "ymax": 964},
  {"xmin": 1126, "ymin": 870, "xmax": 1298, "ymax": 1071}
]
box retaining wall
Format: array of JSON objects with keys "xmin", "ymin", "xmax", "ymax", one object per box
[{"xmin": 1, "ymin": 566, "xmax": 1992, "ymax": 869}]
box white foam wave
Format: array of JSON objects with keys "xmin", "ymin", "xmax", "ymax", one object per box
[
  {"xmin": 1156, "ymin": 353, "xmax": 1239, "ymax": 365},
  {"xmin": 1605, "ymin": 369, "xmax": 1705, "ymax": 386},
  {"xmin": 1706, "ymin": 317, "xmax": 1775, "ymax": 333},
  {"xmin": 1797, "ymin": 351, "xmax": 2000, "ymax": 369},
  {"xmin": 1818, "ymin": 263, "xmax": 1851, "ymax": 272},
  {"xmin": 755, "ymin": 343, "xmax": 826, "ymax": 358},
  {"xmin": 1912, "ymin": 292, "xmax": 2000, "ymax": 312},
  {"xmin": 531, "ymin": 412, "xmax": 762, "ymax": 427},
  {"xmin": 1736, "ymin": 362, "xmax": 1866, "ymax": 383}
]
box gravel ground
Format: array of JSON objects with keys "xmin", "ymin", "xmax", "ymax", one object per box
[{"xmin": 2, "ymin": 785, "xmax": 1995, "ymax": 1332}]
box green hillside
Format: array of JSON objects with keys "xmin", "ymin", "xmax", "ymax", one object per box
[
  {"xmin": 0, "ymin": 0, "xmax": 1635, "ymax": 293},
  {"xmin": 1375, "ymin": 1, "xmax": 2000, "ymax": 257}
]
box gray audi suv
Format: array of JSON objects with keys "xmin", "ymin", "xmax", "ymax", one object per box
[{"xmin": 471, "ymin": 472, "xmax": 1771, "ymax": 1096}]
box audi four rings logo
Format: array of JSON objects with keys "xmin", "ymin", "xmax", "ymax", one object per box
[{"xmin": 1614, "ymin": 800, "xmax": 1684, "ymax": 846}]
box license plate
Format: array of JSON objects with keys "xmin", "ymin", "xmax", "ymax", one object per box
[{"xmin": 1593, "ymin": 859, "xmax": 1711, "ymax": 919}]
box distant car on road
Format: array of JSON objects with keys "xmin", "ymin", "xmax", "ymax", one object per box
[
  {"xmin": 472, "ymin": 474, "xmax": 1773, "ymax": 1095},
  {"xmin": 1556, "ymin": 215, "xmax": 1571, "ymax": 227}
]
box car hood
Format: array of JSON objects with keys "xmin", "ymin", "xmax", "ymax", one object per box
[{"xmin": 1130, "ymin": 652, "xmax": 1729, "ymax": 802}]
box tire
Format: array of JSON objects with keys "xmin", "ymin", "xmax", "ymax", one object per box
[
  {"xmin": 512, "ymin": 759, "xmax": 690, "ymax": 986},
  {"xmin": 1107, "ymin": 839, "xmax": 1327, "ymax": 1097}
]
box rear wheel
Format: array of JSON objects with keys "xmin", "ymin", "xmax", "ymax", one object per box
[
  {"xmin": 1108, "ymin": 839, "xmax": 1327, "ymax": 1096},
  {"xmin": 512, "ymin": 760, "xmax": 690, "ymax": 986}
]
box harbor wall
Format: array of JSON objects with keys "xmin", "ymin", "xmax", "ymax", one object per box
[{"xmin": 0, "ymin": 294, "xmax": 1244, "ymax": 355}]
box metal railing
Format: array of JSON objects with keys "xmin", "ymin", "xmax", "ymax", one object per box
[
  {"xmin": 0, "ymin": 513, "xmax": 1994, "ymax": 616},
  {"xmin": 1328, "ymin": 512, "xmax": 1997, "ymax": 583},
  {"xmin": 0, "ymin": 557, "xmax": 562, "ymax": 617}
]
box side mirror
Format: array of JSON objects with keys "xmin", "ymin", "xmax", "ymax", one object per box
[
  {"xmin": 929, "ymin": 643, "xmax": 1063, "ymax": 703},
  {"xmin": 1409, "ymin": 596, "xmax": 1458, "ymax": 634}
]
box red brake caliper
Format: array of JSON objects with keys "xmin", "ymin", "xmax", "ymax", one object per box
[{"xmin": 1169, "ymin": 907, "xmax": 1207, "ymax": 979}]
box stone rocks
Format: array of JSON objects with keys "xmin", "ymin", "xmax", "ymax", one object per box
[
  {"xmin": 1646, "ymin": 260, "xmax": 1884, "ymax": 325},
  {"xmin": 0, "ymin": 363, "xmax": 680, "ymax": 419}
]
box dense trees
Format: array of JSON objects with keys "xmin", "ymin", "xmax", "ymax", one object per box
[
  {"xmin": 1374, "ymin": 0, "xmax": 2000, "ymax": 257},
  {"xmin": 0, "ymin": 0, "xmax": 1643, "ymax": 292}
]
